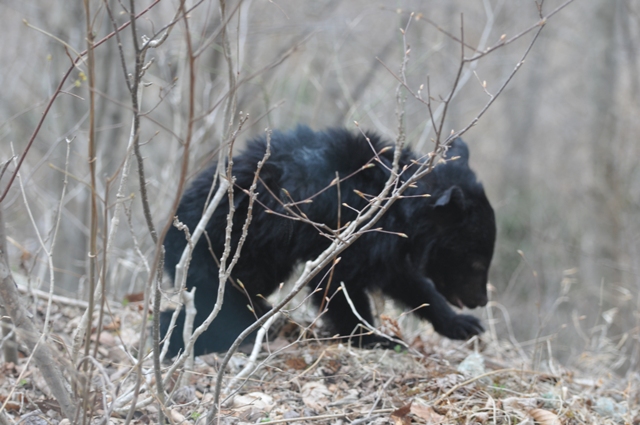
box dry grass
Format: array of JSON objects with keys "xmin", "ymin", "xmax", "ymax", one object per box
[
  {"xmin": 1, "ymin": 292, "xmax": 638, "ymax": 424},
  {"xmin": 1, "ymin": 0, "xmax": 640, "ymax": 421}
]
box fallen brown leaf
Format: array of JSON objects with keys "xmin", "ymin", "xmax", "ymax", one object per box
[
  {"xmin": 124, "ymin": 292, "xmax": 145, "ymax": 303},
  {"xmin": 411, "ymin": 402, "xmax": 445, "ymax": 423},
  {"xmin": 285, "ymin": 357, "xmax": 307, "ymax": 370},
  {"xmin": 530, "ymin": 408, "xmax": 561, "ymax": 425},
  {"xmin": 502, "ymin": 397, "xmax": 537, "ymax": 410},
  {"xmin": 391, "ymin": 402, "xmax": 412, "ymax": 425},
  {"xmin": 103, "ymin": 317, "xmax": 121, "ymax": 331},
  {"xmin": 233, "ymin": 392, "xmax": 275, "ymax": 413},
  {"xmin": 391, "ymin": 415, "xmax": 411, "ymax": 425},
  {"xmin": 301, "ymin": 381, "xmax": 332, "ymax": 411},
  {"xmin": 4, "ymin": 402, "xmax": 22, "ymax": 413}
]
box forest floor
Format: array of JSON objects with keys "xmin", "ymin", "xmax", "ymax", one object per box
[{"xmin": 1, "ymin": 294, "xmax": 638, "ymax": 425}]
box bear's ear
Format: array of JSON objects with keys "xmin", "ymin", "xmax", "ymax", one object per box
[
  {"xmin": 433, "ymin": 186, "xmax": 466, "ymax": 224},
  {"xmin": 444, "ymin": 138, "xmax": 469, "ymax": 167}
]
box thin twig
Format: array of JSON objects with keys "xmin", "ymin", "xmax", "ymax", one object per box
[
  {"xmin": 123, "ymin": 0, "xmax": 193, "ymax": 420},
  {"xmin": 219, "ymin": 0, "xmax": 240, "ymax": 140},
  {"xmin": 0, "ymin": 209, "xmax": 77, "ymax": 419},
  {"xmin": 259, "ymin": 409, "xmax": 394, "ymax": 424},
  {"xmin": 433, "ymin": 368, "xmax": 548, "ymax": 406},
  {"xmin": 80, "ymin": 0, "xmax": 99, "ymax": 421},
  {"xmin": 444, "ymin": 10, "xmax": 550, "ymax": 146},
  {"xmin": 10, "ymin": 141, "xmax": 67, "ymax": 341},
  {"xmin": 224, "ymin": 311, "xmax": 282, "ymax": 391},
  {"xmin": 366, "ymin": 375, "xmax": 396, "ymax": 417},
  {"xmin": 120, "ymin": 0, "xmax": 198, "ymax": 414},
  {"xmin": 340, "ymin": 282, "xmax": 407, "ymax": 349}
]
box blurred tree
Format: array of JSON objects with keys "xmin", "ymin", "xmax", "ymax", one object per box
[{"xmin": 580, "ymin": 0, "xmax": 622, "ymax": 293}]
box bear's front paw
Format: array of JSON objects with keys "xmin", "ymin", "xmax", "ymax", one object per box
[{"xmin": 435, "ymin": 314, "xmax": 484, "ymax": 340}]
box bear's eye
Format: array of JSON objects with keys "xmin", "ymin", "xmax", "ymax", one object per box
[{"xmin": 471, "ymin": 261, "xmax": 486, "ymax": 272}]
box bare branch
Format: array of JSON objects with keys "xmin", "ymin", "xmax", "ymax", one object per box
[
  {"xmin": 339, "ymin": 282, "xmax": 407, "ymax": 349},
  {"xmin": 0, "ymin": 0, "xmax": 162, "ymax": 205},
  {"xmin": 0, "ymin": 208, "xmax": 77, "ymax": 420}
]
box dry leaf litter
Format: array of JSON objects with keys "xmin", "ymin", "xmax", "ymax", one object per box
[{"xmin": 0, "ymin": 295, "xmax": 638, "ymax": 425}]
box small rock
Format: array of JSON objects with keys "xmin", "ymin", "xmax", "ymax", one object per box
[
  {"xmin": 283, "ymin": 410, "xmax": 301, "ymax": 419},
  {"xmin": 172, "ymin": 385, "xmax": 197, "ymax": 405},
  {"xmin": 594, "ymin": 397, "xmax": 627, "ymax": 422},
  {"xmin": 541, "ymin": 392, "xmax": 562, "ymax": 409},
  {"xmin": 457, "ymin": 353, "xmax": 486, "ymax": 378},
  {"xmin": 21, "ymin": 412, "xmax": 49, "ymax": 425}
]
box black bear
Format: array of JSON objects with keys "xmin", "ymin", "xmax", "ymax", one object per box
[{"xmin": 161, "ymin": 126, "xmax": 496, "ymax": 357}]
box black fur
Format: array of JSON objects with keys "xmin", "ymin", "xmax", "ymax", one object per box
[{"xmin": 161, "ymin": 126, "xmax": 496, "ymax": 357}]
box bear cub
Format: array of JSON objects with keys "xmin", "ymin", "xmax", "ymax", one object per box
[{"xmin": 161, "ymin": 126, "xmax": 496, "ymax": 357}]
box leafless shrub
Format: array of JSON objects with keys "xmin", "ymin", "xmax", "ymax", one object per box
[{"xmin": 4, "ymin": 0, "xmax": 639, "ymax": 423}]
